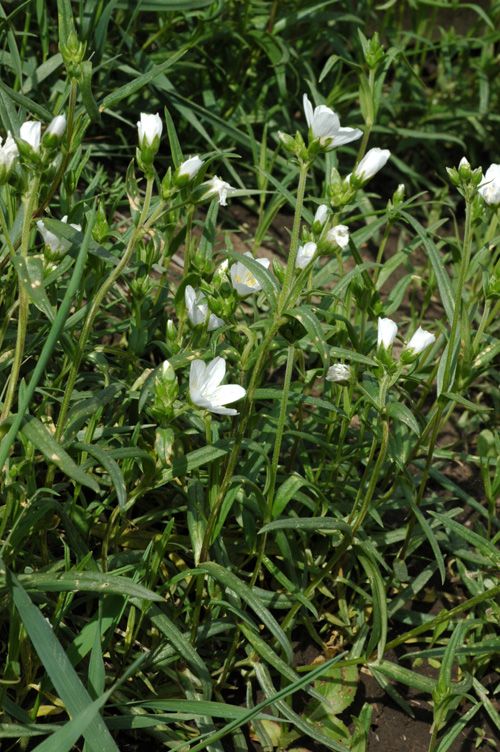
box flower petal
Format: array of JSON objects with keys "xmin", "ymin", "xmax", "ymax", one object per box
[
  {"xmin": 209, "ymin": 384, "xmax": 246, "ymax": 406},
  {"xmin": 203, "ymin": 357, "xmax": 226, "ymax": 393},
  {"xmin": 303, "ymin": 93, "xmax": 314, "ymax": 128},
  {"xmin": 189, "ymin": 359, "xmax": 207, "ymax": 401},
  {"xmin": 331, "ymin": 127, "xmax": 363, "ymax": 147}
]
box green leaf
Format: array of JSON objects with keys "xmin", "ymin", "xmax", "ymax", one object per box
[
  {"xmin": 3, "ymin": 571, "xmax": 163, "ymax": 602},
  {"xmin": 6, "ymin": 566, "xmax": 118, "ymax": 752},
  {"xmin": 74, "ymin": 442, "xmax": 127, "ymax": 509},
  {"xmin": 199, "ymin": 562, "xmax": 293, "ymax": 663},
  {"xmin": 19, "ymin": 416, "xmax": 99, "ymax": 492},
  {"xmin": 400, "ymin": 211, "xmax": 454, "ymax": 325},
  {"xmin": 288, "ymin": 306, "xmax": 329, "ymax": 367},
  {"xmin": 387, "ymin": 401, "xmax": 421, "ymax": 435},
  {"xmin": 11, "ymin": 255, "xmax": 54, "ymax": 321},
  {"xmin": 100, "ymin": 52, "xmax": 186, "ymax": 112},
  {"xmin": 356, "ymin": 548, "xmax": 387, "ymax": 661},
  {"xmin": 261, "ymin": 517, "xmax": 352, "ymax": 540},
  {"xmin": 371, "ymin": 660, "xmax": 435, "ymax": 693},
  {"xmin": 154, "ymin": 442, "xmax": 229, "ymax": 486},
  {"xmin": 272, "ymin": 473, "xmax": 308, "ymax": 518},
  {"xmin": 409, "ymin": 502, "xmax": 446, "ymax": 585}
]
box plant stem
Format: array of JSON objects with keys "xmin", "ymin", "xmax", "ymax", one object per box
[
  {"xmin": 400, "ymin": 194, "xmax": 474, "ymax": 560},
  {"xmin": 279, "ymin": 160, "xmax": 309, "ymax": 307},
  {"xmin": 1, "ymin": 176, "xmax": 40, "ymax": 422},
  {"xmin": 54, "ymin": 176, "xmax": 155, "ymax": 441}
]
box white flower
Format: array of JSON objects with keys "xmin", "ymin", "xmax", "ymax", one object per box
[
  {"xmin": 459, "ymin": 156, "xmax": 470, "ymax": 169},
  {"xmin": 46, "ymin": 115, "xmax": 67, "ymax": 139},
  {"xmin": 303, "ymin": 93, "xmax": 362, "ymax": 150},
  {"xmin": 20, "ymin": 120, "xmax": 42, "ymax": 151},
  {"xmin": 296, "ymin": 241, "xmax": 317, "ymax": 270},
  {"xmin": 478, "ymin": 163, "xmax": 500, "ymax": 206},
  {"xmin": 377, "ymin": 317, "xmax": 398, "ymax": 349},
  {"xmin": 137, "ymin": 113, "xmax": 163, "ymax": 147},
  {"xmin": 184, "ymin": 285, "xmax": 223, "ymax": 331},
  {"xmin": 326, "ymin": 363, "xmax": 351, "ymax": 383},
  {"xmin": 353, "ymin": 148, "xmax": 391, "ymax": 182},
  {"xmin": 327, "ymin": 224, "xmax": 350, "ymax": 249},
  {"xmin": 178, "ymin": 155, "xmax": 203, "ymax": 180},
  {"xmin": 37, "ymin": 215, "xmax": 81, "ymax": 254},
  {"xmin": 189, "ymin": 357, "xmax": 246, "ymax": 416},
  {"xmin": 314, "ymin": 204, "xmax": 329, "ymax": 227},
  {"xmin": 0, "ymin": 132, "xmax": 18, "ymax": 170},
  {"xmin": 204, "ymin": 176, "xmax": 234, "ymax": 206},
  {"xmin": 405, "ymin": 327, "xmax": 435, "ymax": 355},
  {"xmin": 230, "ymin": 252, "xmax": 270, "ymax": 296}
]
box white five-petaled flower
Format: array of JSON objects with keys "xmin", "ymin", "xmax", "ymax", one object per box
[
  {"xmin": 478, "ymin": 163, "xmax": 500, "ymax": 206},
  {"xmin": 303, "ymin": 93, "xmax": 362, "ymax": 150},
  {"xmin": 184, "ymin": 285, "xmax": 224, "ymax": 331},
  {"xmin": 137, "ymin": 113, "xmax": 163, "ymax": 147},
  {"xmin": 20, "ymin": 120, "xmax": 42, "ymax": 151},
  {"xmin": 46, "ymin": 115, "xmax": 67, "ymax": 140},
  {"xmin": 327, "ymin": 224, "xmax": 350, "ymax": 249},
  {"xmin": 0, "ymin": 132, "xmax": 18, "ymax": 170},
  {"xmin": 37, "ymin": 215, "xmax": 81, "ymax": 254},
  {"xmin": 326, "ymin": 363, "xmax": 351, "ymax": 383},
  {"xmin": 178, "ymin": 155, "xmax": 204, "ymax": 180},
  {"xmin": 204, "ymin": 176, "xmax": 235, "ymax": 206},
  {"xmin": 352, "ymin": 147, "xmax": 391, "ymax": 182},
  {"xmin": 296, "ymin": 241, "xmax": 317, "ymax": 270},
  {"xmin": 230, "ymin": 252, "xmax": 270, "ymax": 296},
  {"xmin": 377, "ymin": 317, "xmax": 398, "ymax": 349},
  {"xmin": 405, "ymin": 327, "xmax": 435, "ymax": 355},
  {"xmin": 189, "ymin": 357, "xmax": 246, "ymax": 416}
]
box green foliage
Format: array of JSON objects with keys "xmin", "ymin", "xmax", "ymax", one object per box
[{"xmin": 0, "ymin": 1, "xmax": 498, "ymax": 751}]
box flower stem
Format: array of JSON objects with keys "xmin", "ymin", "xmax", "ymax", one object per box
[
  {"xmin": 279, "ymin": 160, "xmax": 309, "ymax": 307},
  {"xmin": 399, "ymin": 194, "xmax": 474, "ymax": 560},
  {"xmin": 53, "ymin": 176, "xmax": 156, "ymax": 441},
  {"xmin": 1, "ymin": 175, "xmax": 40, "ymax": 422}
]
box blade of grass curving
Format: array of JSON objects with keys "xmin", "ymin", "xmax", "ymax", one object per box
[
  {"xmin": 400, "ymin": 210, "xmax": 454, "ymax": 324},
  {"xmin": 100, "ymin": 52, "xmax": 186, "ymax": 112},
  {"xmin": 2, "ymin": 570, "xmax": 164, "ymax": 601},
  {"xmin": 18, "ymin": 416, "xmax": 99, "ymax": 492},
  {"xmin": 288, "ymin": 306, "xmax": 330, "ymax": 367},
  {"xmin": 198, "ymin": 562, "xmax": 293, "ymax": 663},
  {"xmin": 142, "ymin": 603, "xmax": 212, "ymax": 699},
  {"xmin": 409, "ymin": 501, "xmax": 446, "ymax": 584},
  {"xmin": 356, "ymin": 549, "xmax": 387, "ymax": 661},
  {"xmin": 253, "ymin": 662, "xmax": 350, "ymax": 752},
  {"xmin": 74, "ymin": 442, "xmax": 127, "ymax": 509},
  {"xmin": 5, "ymin": 566, "xmax": 118, "ymax": 752},
  {"xmin": 184, "ymin": 654, "xmax": 351, "ymax": 752}
]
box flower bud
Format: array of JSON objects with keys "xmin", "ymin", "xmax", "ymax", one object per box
[
  {"xmin": 137, "ymin": 113, "xmax": 162, "ymax": 167},
  {"xmin": 312, "ymin": 204, "xmax": 328, "ymax": 234},
  {"xmin": 43, "ymin": 115, "xmax": 67, "ymax": 149},
  {"xmin": 152, "ymin": 360, "xmax": 179, "ymax": 420},
  {"xmin": 402, "ymin": 327, "xmax": 436, "ymax": 361},
  {"xmin": 326, "ymin": 363, "xmax": 351, "ymax": 383},
  {"xmin": 296, "ymin": 241, "xmax": 317, "ymax": 270},
  {"xmin": 175, "ymin": 155, "xmax": 204, "ymax": 186},
  {"xmin": 377, "ymin": 317, "xmax": 398, "ymax": 349},
  {"xmin": 0, "ymin": 132, "xmax": 18, "ymax": 183},
  {"xmin": 353, "ymin": 147, "xmax": 391, "ymax": 183}
]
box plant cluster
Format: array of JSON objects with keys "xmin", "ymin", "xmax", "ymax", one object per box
[{"xmin": 0, "ymin": 2, "xmax": 499, "ymax": 752}]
